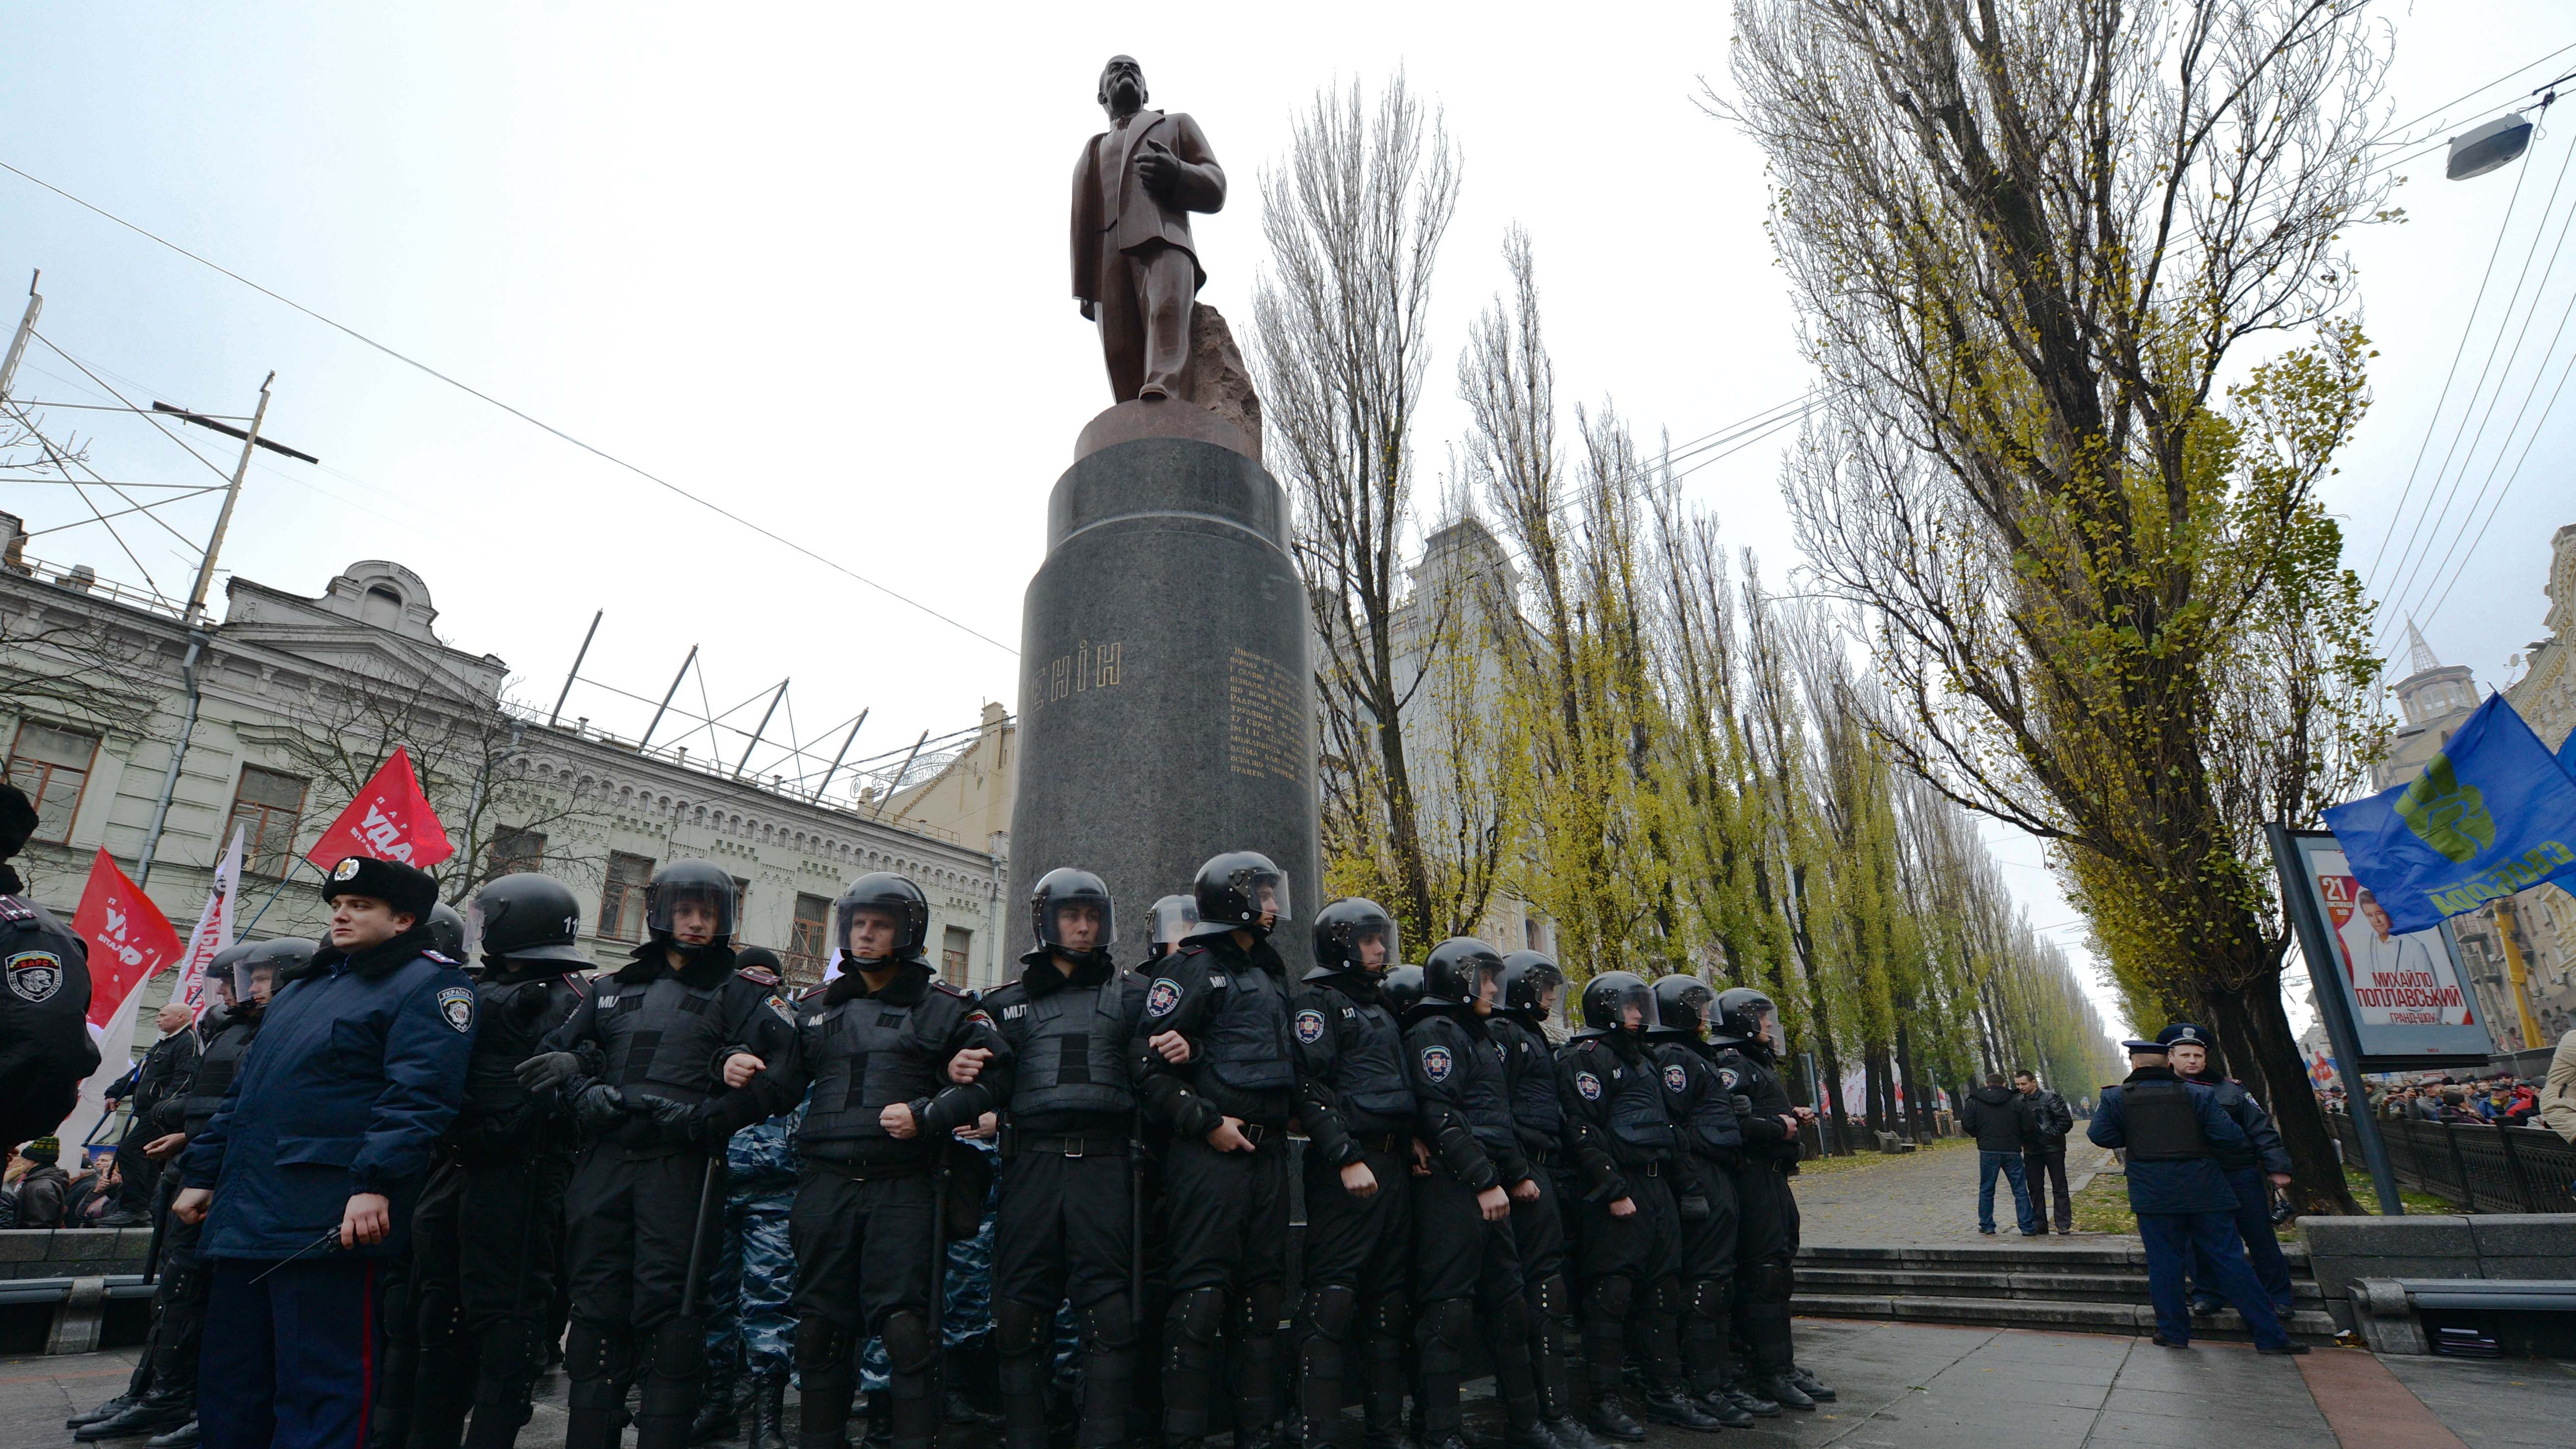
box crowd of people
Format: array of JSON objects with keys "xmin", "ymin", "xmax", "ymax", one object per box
[{"xmin": 8, "ymin": 810, "xmax": 1842, "ymax": 1449}]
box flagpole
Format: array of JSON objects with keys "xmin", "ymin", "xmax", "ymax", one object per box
[{"xmin": 237, "ymin": 856, "xmax": 320, "ymax": 939}]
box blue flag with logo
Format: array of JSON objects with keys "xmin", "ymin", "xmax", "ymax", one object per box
[{"xmin": 2322, "ymin": 694, "xmax": 2576, "ymax": 934}]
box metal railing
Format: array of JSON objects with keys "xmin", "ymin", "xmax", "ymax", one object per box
[{"xmin": 2328, "ymin": 1112, "xmax": 2576, "ymax": 1214}]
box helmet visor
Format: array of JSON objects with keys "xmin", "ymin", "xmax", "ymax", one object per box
[
  {"xmin": 649, "ymin": 880, "xmax": 738, "ymax": 942},
  {"xmin": 1149, "ymin": 895, "xmax": 1200, "ymax": 949},
  {"xmin": 838, "ymin": 901, "xmax": 911, "ymax": 964},
  {"xmin": 233, "ymin": 956, "xmax": 277, "ymax": 1007},
  {"xmin": 1605, "ymin": 981, "xmax": 1656, "ymax": 1032},
  {"xmin": 1468, "ymin": 956, "xmax": 1508, "ymax": 1009},
  {"xmin": 1039, "ymin": 894, "xmax": 1116, "ymax": 953},
  {"xmin": 1231, "ymin": 866, "xmax": 1291, "ymax": 924},
  {"xmin": 1335, "ymin": 917, "xmax": 1400, "ymax": 971}
]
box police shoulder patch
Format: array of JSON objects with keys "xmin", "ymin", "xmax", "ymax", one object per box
[
  {"xmin": 967, "ymin": 1009, "xmax": 996, "ymax": 1028},
  {"xmin": 435, "ymin": 984, "xmax": 476, "ymax": 1034},
  {"xmin": 1575, "ymin": 1071, "xmax": 1603, "ymax": 1100},
  {"xmin": 5, "ymin": 949, "xmax": 65, "ymax": 1004},
  {"xmin": 1718, "ymin": 1066, "xmax": 1741, "ymax": 1088},
  {"xmin": 1664, "ymin": 1063, "xmax": 1690, "ymax": 1094},
  {"xmin": 766, "ymin": 994, "xmax": 796, "ymax": 1025},
  {"xmin": 1294, "ymin": 1008, "xmax": 1327, "ymax": 1044},
  {"xmin": 1420, "ymin": 1044, "xmax": 1454, "ymax": 1082},
  {"xmin": 1145, "ymin": 978, "xmax": 1182, "ymax": 1016}
]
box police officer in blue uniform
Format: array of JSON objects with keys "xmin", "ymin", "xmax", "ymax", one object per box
[
  {"xmin": 696, "ymin": 945, "xmax": 802, "ymax": 1449},
  {"xmin": 779, "ymin": 870, "xmax": 1013, "ymax": 1449},
  {"xmin": 1405, "ymin": 938, "xmax": 1551, "ymax": 1449},
  {"xmin": 984, "ymin": 868, "xmax": 1146, "ymax": 1449},
  {"xmin": 2086, "ymin": 1037, "xmax": 2307, "ymax": 1353},
  {"xmin": 1134, "ymin": 851, "xmax": 1298, "ymax": 1449},
  {"xmin": 1555, "ymin": 972, "xmax": 1716, "ymax": 1439},
  {"xmin": 172, "ymin": 855, "xmax": 477, "ymax": 1449},
  {"xmin": 2157, "ymin": 1024, "xmax": 2298, "ymax": 1321},
  {"xmin": 1288, "ymin": 899, "xmax": 1414, "ymax": 1449},
  {"xmin": 404, "ymin": 873, "xmax": 591, "ymax": 1449},
  {"xmin": 0, "ymin": 780, "xmax": 98, "ymax": 1153},
  {"xmin": 521, "ymin": 859, "xmax": 804, "ymax": 1449},
  {"xmin": 1492, "ymin": 953, "xmax": 1604, "ymax": 1449},
  {"xmin": 1645, "ymin": 977, "xmax": 1756, "ymax": 1429}
]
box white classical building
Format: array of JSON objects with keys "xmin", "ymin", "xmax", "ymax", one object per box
[{"xmin": 0, "ymin": 519, "xmax": 1012, "ymax": 1041}]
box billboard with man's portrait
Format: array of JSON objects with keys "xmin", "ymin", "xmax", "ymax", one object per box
[{"xmin": 2277, "ymin": 828, "xmax": 2495, "ymax": 1067}]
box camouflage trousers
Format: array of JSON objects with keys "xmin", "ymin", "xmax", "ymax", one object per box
[{"xmin": 704, "ymin": 1180, "xmax": 798, "ymax": 1377}]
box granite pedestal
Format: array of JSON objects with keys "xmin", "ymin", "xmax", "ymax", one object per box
[{"xmin": 1007, "ymin": 428, "xmax": 1320, "ymax": 973}]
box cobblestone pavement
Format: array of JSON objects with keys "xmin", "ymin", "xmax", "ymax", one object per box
[
  {"xmin": 1794, "ymin": 1137, "xmax": 2121, "ymax": 1246},
  {"xmin": 10, "ymin": 1323, "xmax": 2554, "ymax": 1449}
]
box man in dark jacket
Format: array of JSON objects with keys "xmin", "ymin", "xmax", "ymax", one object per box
[
  {"xmin": 0, "ymin": 780, "xmax": 99, "ymax": 1153},
  {"xmin": 2160, "ymin": 1025, "xmax": 2296, "ymax": 1320},
  {"xmin": 2012, "ymin": 1070, "xmax": 2076, "ymax": 1235},
  {"xmin": 2087, "ymin": 1038, "xmax": 2304, "ymax": 1353},
  {"xmin": 1960, "ymin": 1074, "xmax": 2041, "ymax": 1236},
  {"xmin": 104, "ymin": 1001, "xmax": 201, "ymax": 1224},
  {"xmin": 172, "ymin": 856, "xmax": 478, "ymax": 1449}
]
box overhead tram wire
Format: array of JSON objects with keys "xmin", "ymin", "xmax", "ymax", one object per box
[
  {"xmin": 0, "ymin": 157, "xmax": 1018, "ymax": 657},
  {"xmin": 2411, "ymin": 346, "xmax": 2576, "ymax": 635},
  {"xmin": 2371, "ymin": 113, "xmax": 2576, "ymax": 638}
]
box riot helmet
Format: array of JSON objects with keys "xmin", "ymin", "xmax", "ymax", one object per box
[
  {"xmin": 1501, "ymin": 950, "xmax": 1565, "ymax": 1019},
  {"xmin": 1190, "ymin": 850, "xmax": 1290, "ymax": 936},
  {"xmin": 1712, "ymin": 985, "xmax": 1785, "ymax": 1059},
  {"xmin": 646, "ymin": 859, "xmax": 739, "ymax": 944},
  {"xmin": 237, "ymin": 936, "xmax": 312, "ymax": 1006},
  {"xmin": 1578, "ymin": 970, "xmax": 1657, "ymax": 1035},
  {"xmin": 1145, "ymin": 894, "xmax": 1198, "ymax": 961},
  {"xmin": 1423, "ymin": 937, "xmax": 1508, "ymax": 1013},
  {"xmin": 1651, "ymin": 975, "xmax": 1717, "ymax": 1041},
  {"xmin": 469, "ymin": 873, "xmax": 591, "ymax": 969},
  {"xmin": 1031, "ymin": 868, "xmax": 1116, "ymax": 960},
  {"xmin": 1382, "ymin": 963, "xmax": 1425, "ymax": 1018},
  {"xmin": 425, "ymin": 902, "xmax": 468, "ymax": 959},
  {"xmin": 1312, "ymin": 898, "xmax": 1399, "ymax": 976},
  {"xmin": 209, "ymin": 943, "xmax": 256, "ymax": 1012},
  {"xmin": 835, "ymin": 871, "xmax": 931, "ymax": 967}
]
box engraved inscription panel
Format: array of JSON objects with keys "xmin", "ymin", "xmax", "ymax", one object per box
[
  {"xmin": 1027, "ymin": 639, "xmax": 1123, "ymax": 716},
  {"xmin": 1226, "ymin": 647, "xmax": 1304, "ymax": 782}
]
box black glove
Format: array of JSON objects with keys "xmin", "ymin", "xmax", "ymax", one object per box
[
  {"xmin": 571, "ymin": 1082, "xmax": 631, "ymax": 1134},
  {"xmin": 1729, "ymin": 1094, "xmax": 1756, "ymax": 1118},
  {"xmin": 631, "ymin": 1092, "xmax": 712, "ymax": 1148},
  {"xmin": 518, "ymin": 1051, "xmax": 583, "ymax": 1092}
]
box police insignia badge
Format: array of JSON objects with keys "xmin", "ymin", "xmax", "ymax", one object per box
[
  {"xmin": 1295, "ymin": 1009, "xmax": 1326, "ymax": 1044},
  {"xmin": 1664, "ymin": 1063, "xmax": 1689, "ymax": 1094},
  {"xmin": 1718, "ymin": 1067, "xmax": 1740, "ymax": 1088},
  {"xmin": 768, "ymin": 994, "xmax": 796, "ymax": 1025},
  {"xmin": 5, "ymin": 950, "xmax": 63, "ymax": 1003},
  {"xmin": 1421, "ymin": 1045, "xmax": 1454, "ymax": 1082},
  {"xmin": 1575, "ymin": 1071, "xmax": 1603, "ymax": 1100},
  {"xmin": 1145, "ymin": 978, "xmax": 1181, "ymax": 1016},
  {"xmin": 333, "ymin": 856, "xmax": 364, "ymax": 881},
  {"xmin": 436, "ymin": 984, "xmax": 475, "ymax": 1033}
]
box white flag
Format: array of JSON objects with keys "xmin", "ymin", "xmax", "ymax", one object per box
[{"xmin": 167, "ymin": 826, "xmax": 246, "ymax": 1020}]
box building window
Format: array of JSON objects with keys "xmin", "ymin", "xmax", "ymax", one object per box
[
  {"xmin": 942, "ymin": 925, "xmax": 973, "ymax": 981},
  {"xmin": 5, "ymin": 721, "xmax": 100, "ymax": 845},
  {"xmin": 786, "ymin": 893, "xmax": 832, "ymax": 987},
  {"xmin": 226, "ymin": 766, "xmax": 310, "ymax": 877},
  {"xmin": 601, "ymin": 852, "xmax": 655, "ymax": 941},
  {"xmin": 1524, "ymin": 917, "xmax": 1547, "ymax": 952},
  {"xmin": 488, "ymin": 827, "xmax": 545, "ymax": 877}
]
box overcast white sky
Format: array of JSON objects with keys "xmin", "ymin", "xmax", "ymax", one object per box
[{"xmin": 6, "ymin": 3, "xmax": 2574, "ymax": 1044}]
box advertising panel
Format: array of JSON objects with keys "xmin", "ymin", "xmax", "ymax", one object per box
[{"xmin": 2277, "ymin": 828, "xmax": 2495, "ymax": 1068}]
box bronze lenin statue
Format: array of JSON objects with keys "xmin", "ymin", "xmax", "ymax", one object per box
[{"xmin": 1071, "ymin": 56, "xmax": 1226, "ymax": 404}]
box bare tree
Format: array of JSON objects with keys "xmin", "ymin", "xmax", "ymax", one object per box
[
  {"xmin": 1254, "ymin": 72, "xmax": 1482, "ymax": 941},
  {"xmin": 1725, "ymin": 0, "xmax": 2390, "ymax": 1208}
]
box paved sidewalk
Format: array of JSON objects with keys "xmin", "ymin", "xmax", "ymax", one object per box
[
  {"xmin": 10, "ymin": 1321, "xmax": 2562, "ymax": 1449},
  {"xmin": 1794, "ymin": 1136, "xmax": 2119, "ymax": 1246}
]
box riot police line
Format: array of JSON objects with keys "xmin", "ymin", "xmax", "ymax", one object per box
[{"xmin": 58, "ymin": 847, "xmax": 1839, "ymax": 1449}]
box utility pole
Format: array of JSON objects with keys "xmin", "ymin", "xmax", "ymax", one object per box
[
  {"xmin": 0, "ymin": 271, "xmax": 39, "ymax": 399},
  {"xmin": 183, "ymin": 372, "xmax": 277, "ymax": 624}
]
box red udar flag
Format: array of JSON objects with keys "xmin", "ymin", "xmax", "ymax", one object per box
[
  {"xmin": 304, "ymin": 746, "xmax": 456, "ymax": 870},
  {"xmin": 69, "ymin": 850, "xmax": 184, "ymax": 1030}
]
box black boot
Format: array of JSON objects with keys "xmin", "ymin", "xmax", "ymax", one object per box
[
  {"xmin": 693, "ymin": 1372, "xmax": 742, "ymax": 1443},
  {"xmin": 1693, "ymin": 1390, "xmax": 1754, "ymax": 1429},
  {"xmin": 1785, "ymin": 1366, "xmax": 1834, "ymax": 1402},
  {"xmin": 146, "ymin": 1423, "xmax": 201, "ymax": 1449},
  {"xmin": 77, "ymin": 1392, "xmax": 195, "ymax": 1442},
  {"xmin": 1584, "ymin": 1390, "xmax": 1645, "ymax": 1444},
  {"xmin": 1753, "ymin": 1374, "xmax": 1815, "ymax": 1411},
  {"xmin": 748, "ymin": 1369, "xmax": 789, "ymax": 1449},
  {"xmin": 69, "ymin": 1395, "xmax": 142, "ymax": 1431},
  {"xmin": 1723, "ymin": 1384, "xmax": 1779, "ymax": 1419},
  {"xmin": 1642, "ymin": 1388, "xmax": 1728, "ymax": 1432}
]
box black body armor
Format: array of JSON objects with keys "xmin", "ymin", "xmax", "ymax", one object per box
[{"xmin": 2118, "ymin": 1080, "xmax": 2213, "ymax": 1163}]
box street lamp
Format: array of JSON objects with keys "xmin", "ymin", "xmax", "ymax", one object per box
[{"xmin": 2448, "ymin": 112, "xmax": 2536, "ymax": 180}]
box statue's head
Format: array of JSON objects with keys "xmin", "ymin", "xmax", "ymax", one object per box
[{"xmin": 1098, "ymin": 55, "xmax": 1147, "ymax": 112}]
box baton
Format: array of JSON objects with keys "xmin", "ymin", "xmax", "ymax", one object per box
[
  {"xmin": 679, "ymin": 1151, "xmax": 725, "ymax": 1320},
  {"xmin": 928, "ymin": 1154, "xmax": 950, "ymax": 1356},
  {"xmin": 249, "ymin": 1227, "xmax": 345, "ymax": 1285},
  {"xmin": 141, "ymin": 1175, "xmax": 173, "ymax": 1286},
  {"xmin": 1130, "ymin": 1123, "xmax": 1146, "ymax": 1318}
]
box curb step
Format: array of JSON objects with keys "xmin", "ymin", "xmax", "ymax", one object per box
[
  {"xmin": 1797, "ymin": 1264, "xmax": 2329, "ymax": 1305},
  {"xmin": 1793, "ymin": 1292, "xmax": 2342, "ymax": 1343},
  {"xmin": 1795, "ymin": 1240, "xmax": 2337, "ymax": 1343}
]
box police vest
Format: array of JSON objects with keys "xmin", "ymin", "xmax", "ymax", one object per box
[
  {"xmin": 1573, "ymin": 1040, "xmax": 1677, "ymax": 1152},
  {"xmin": 462, "ymin": 976, "xmax": 579, "ymax": 1123},
  {"xmin": 2120, "ymin": 1080, "xmax": 2213, "ymax": 1163},
  {"xmin": 598, "ymin": 975, "xmax": 733, "ymax": 1106},
  {"xmin": 1444, "ymin": 1022, "xmax": 1517, "ymax": 1152},
  {"xmin": 1497, "ymin": 1016, "xmax": 1564, "ymax": 1145},
  {"xmin": 1659, "ymin": 1044, "xmax": 1743, "ymax": 1157},
  {"xmin": 1004, "ymin": 979, "xmax": 1134, "ymax": 1120},
  {"xmin": 799, "ymin": 994, "xmax": 943, "ymax": 1147},
  {"xmin": 1203, "ymin": 961, "xmax": 1295, "ymax": 1093},
  {"xmin": 182, "ymin": 1016, "xmax": 259, "ymax": 1136},
  {"xmin": 1322, "ymin": 994, "xmax": 1415, "ymax": 1124}
]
